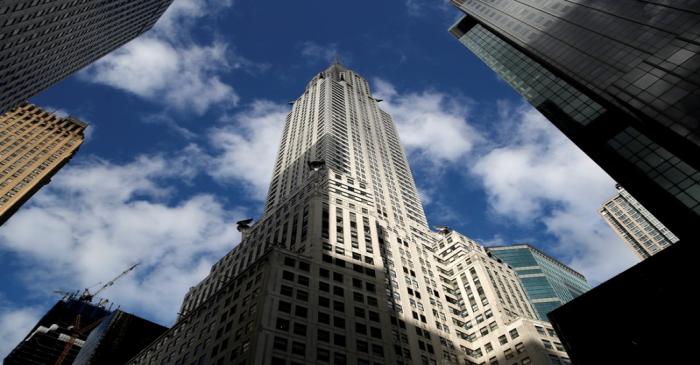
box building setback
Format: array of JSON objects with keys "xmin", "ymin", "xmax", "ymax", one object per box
[
  {"xmin": 127, "ymin": 63, "xmax": 572, "ymax": 365},
  {"xmin": 600, "ymin": 184, "xmax": 679, "ymax": 259},
  {"xmin": 0, "ymin": 103, "xmax": 86, "ymax": 225},
  {"xmin": 448, "ymin": 0, "xmax": 700, "ymax": 243},
  {"xmin": 487, "ymin": 244, "xmax": 592, "ymax": 321},
  {"xmin": 0, "ymin": 0, "xmax": 173, "ymax": 113}
]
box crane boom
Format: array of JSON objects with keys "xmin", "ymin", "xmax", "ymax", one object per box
[{"xmin": 79, "ymin": 263, "xmax": 139, "ymax": 302}]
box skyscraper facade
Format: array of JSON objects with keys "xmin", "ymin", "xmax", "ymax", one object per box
[
  {"xmin": 487, "ymin": 244, "xmax": 591, "ymax": 321},
  {"xmin": 0, "ymin": 0, "xmax": 173, "ymax": 113},
  {"xmin": 0, "ymin": 102, "xmax": 86, "ymax": 225},
  {"xmin": 448, "ymin": 0, "xmax": 700, "ymax": 243},
  {"xmin": 127, "ymin": 63, "xmax": 571, "ymax": 365},
  {"xmin": 600, "ymin": 184, "xmax": 679, "ymax": 260}
]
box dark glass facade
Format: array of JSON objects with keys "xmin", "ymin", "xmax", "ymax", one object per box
[
  {"xmin": 0, "ymin": 0, "xmax": 174, "ymax": 113},
  {"xmin": 450, "ymin": 0, "xmax": 700, "ymax": 242},
  {"xmin": 487, "ymin": 244, "xmax": 591, "ymax": 321},
  {"xmin": 72, "ymin": 310, "xmax": 167, "ymax": 365},
  {"xmin": 548, "ymin": 239, "xmax": 695, "ymax": 365}
]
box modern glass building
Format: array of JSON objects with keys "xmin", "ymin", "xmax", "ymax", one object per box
[
  {"xmin": 72, "ymin": 310, "xmax": 167, "ymax": 365},
  {"xmin": 0, "ymin": 0, "xmax": 174, "ymax": 113},
  {"xmin": 548, "ymin": 239, "xmax": 692, "ymax": 365},
  {"xmin": 488, "ymin": 244, "xmax": 591, "ymax": 321},
  {"xmin": 449, "ymin": 0, "xmax": 700, "ymax": 243}
]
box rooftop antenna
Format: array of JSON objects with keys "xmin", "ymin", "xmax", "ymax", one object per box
[{"xmin": 333, "ymin": 53, "xmax": 341, "ymax": 65}]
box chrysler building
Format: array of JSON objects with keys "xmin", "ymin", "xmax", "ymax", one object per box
[{"xmin": 128, "ymin": 62, "xmax": 573, "ymax": 365}]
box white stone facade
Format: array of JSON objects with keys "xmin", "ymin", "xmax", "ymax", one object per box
[{"xmin": 128, "ymin": 64, "xmax": 570, "ymax": 365}]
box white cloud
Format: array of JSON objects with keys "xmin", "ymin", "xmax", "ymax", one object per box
[
  {"xmin": 0, "ymin": 306, "xmax": 42, "ymax": 359},
  {"xmin": 142, "ymin": 113, "xmax": 198, "ymax": 140},
  {"xmin": 208, "ymin": 101, "xmax": 289, "ymax": 199},
  {"xmin": 471, "ymin": 104, "xmax": 637, "ymax": 283},
  {"xmin": 80, "ymin": 0, "xmax": 239, "ymax": 115},
  {"xmin": 417, "ymin": 187, "xmax": 433, "ymax": 206},
  {"xmin": 0, "ymin": 152, "xmax": 241, "ymax": 325},
  {"xmin": 83, "ymin": 38, "xmax": 238, "ymax": 115},
  {"xmin": 373, "ymin": 79, "xmax": 480, "ymax": 166},
  {"xmin": 154, "ymin": 0, "xmax": 234, "ymax": 41}
]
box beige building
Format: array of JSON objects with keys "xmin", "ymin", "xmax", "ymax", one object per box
[
  {"xmin": 128, "ymin": 63, "xmax": 570, "ymax": 365},
  {"xmin": 600, "ymin": 185, "xmax": 679, "ymax": 260},
  {"xmin": 0, "ymin": 102, "xmax": 86, "ymax": 225}
]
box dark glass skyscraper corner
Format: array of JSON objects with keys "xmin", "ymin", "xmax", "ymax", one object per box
[
  {"xmin": 449, "ymin": 0, "xmax": 700, "ymax": 242},
  {"xmin": 0, "ymin": 0, "xmax": 174, "ymax": 114}
]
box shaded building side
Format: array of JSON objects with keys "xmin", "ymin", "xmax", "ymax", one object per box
[{"xmin": 449, "ymin": 0, "xmax": 700, "ymax": 243}]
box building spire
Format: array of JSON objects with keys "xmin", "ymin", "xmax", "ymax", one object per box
[{"xmin": 319, "ymin": 54, "xmax": 348, "ymax": 82}]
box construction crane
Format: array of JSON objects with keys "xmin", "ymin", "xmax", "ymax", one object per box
[
  {"xmin": 52, "ymin": 263, "xmax": 140, "ymax": 365},
  {"xmin": 78, "ymin": 263, "xmax": 140, "ymax": 303},
  {"xmin": 54, "ymin": 314, "xmax": 108, "ymax": 365}
]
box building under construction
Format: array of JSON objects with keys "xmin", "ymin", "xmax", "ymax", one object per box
[
  {"xmin": 3, "ymin": 298, "xmax": 110, "ymax": 365},
  {"xmin": 3, "ymin": 263, "xmax": 163, "ymax": 364},
  {"xmin": 3, "ymin": 297, "xmax": 167, "ymax": 365}
]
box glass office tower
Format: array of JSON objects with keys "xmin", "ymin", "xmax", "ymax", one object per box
[
  {"xmin": 488, "ymin": 244, "xmax": 591, "ymax": 320},
  {"xmin": 449, "ymin": 0, "xmax": 700, "ymax": 243}
]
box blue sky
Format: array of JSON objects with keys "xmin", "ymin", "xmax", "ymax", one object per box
[{"xmin": 0, "ymin": 0, "xmax": 638, "ymax": 355}]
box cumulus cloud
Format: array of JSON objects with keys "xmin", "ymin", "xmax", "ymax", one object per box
[
  {"xmin": 373, "ymin": 78, "xmax": 480, "ymax": 166},
  {"xmin": 471, "ymin": 104, "xmax": 637, "ymax": 283},
  {"xmin": 0, "ymin": 151, "xmax": 242, "ymax": 325},
  {"xmin": 0, "ymin": 306, "xmax": 42, "ymax": 359},
  {"xmin": 80, "ymin": 0, "xmax": 238, "ymax": 114},
  {"xmin": 208, "ymin": 101, "xmax": 289, "ymax": 199},
  {"xmin": 155, "ymin": 0, "xmax": 234, "ymax": 41},
  {"xmin": 83, "ymin": 38, "xmax": 237, "ymax": 114}
]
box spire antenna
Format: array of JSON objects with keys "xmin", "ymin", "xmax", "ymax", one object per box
[{"xmin": 333, "ymin": 53, "xmax": 341, "ymax": 65}]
